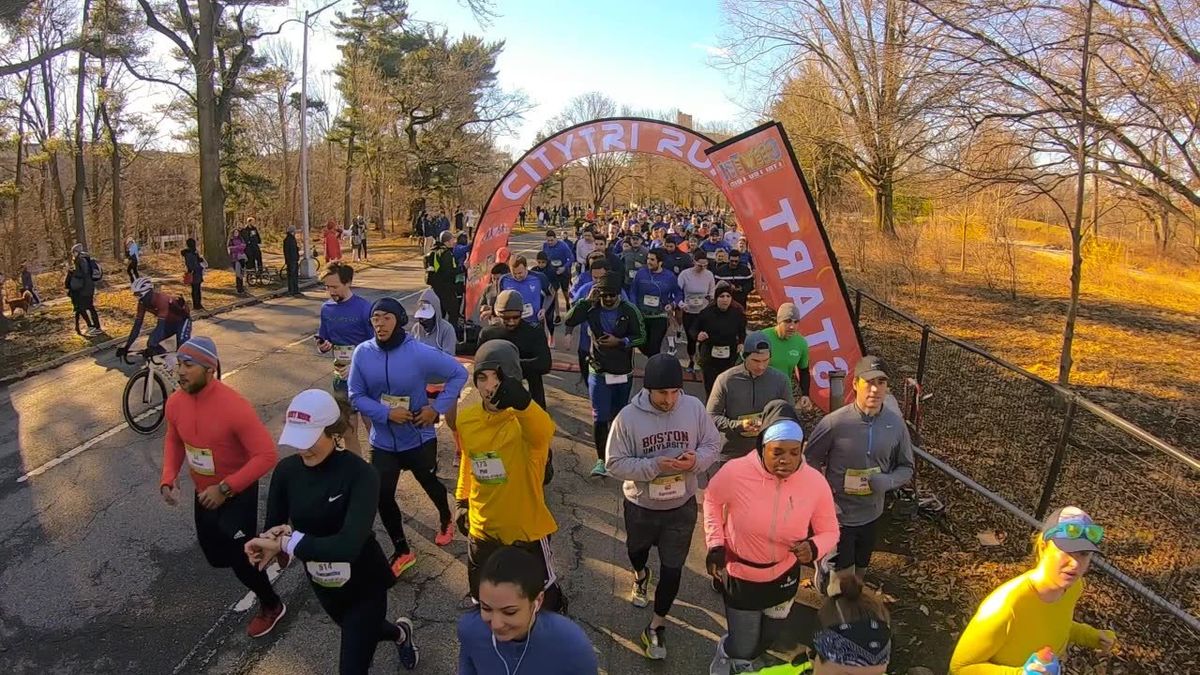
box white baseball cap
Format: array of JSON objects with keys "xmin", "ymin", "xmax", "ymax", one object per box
[
  {"xmin": 414, "ymin": 302, "xmax": 436, "ymax": 320},
  {"xmin": 278, "ymin": 389, "xmax": 341, "ymax": 449}
]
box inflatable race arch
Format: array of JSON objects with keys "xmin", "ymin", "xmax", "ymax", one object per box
[{"xmin": 465, "ymin": 117, "xmax": 863, "ymax": 411}]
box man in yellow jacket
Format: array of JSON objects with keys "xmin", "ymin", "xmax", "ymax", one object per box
[{"xmin": 455, "ymin": 339, "xmax": 565, "ymax": 611}]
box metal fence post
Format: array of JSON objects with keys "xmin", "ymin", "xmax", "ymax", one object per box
[
  {"xmin": 852, "ymin": 289, "xmax": 862, "ymax": 326},
  {"xmin": 829, "ymin": 370, "xmax": 847, "ymax": 410},
  {"xmin": 1035, "ymin": 397, "xmax": 1078, "ymax": 522},
  {"xmin": 916, "ymin": 324, "xmax": 930, "ymax": 386}
]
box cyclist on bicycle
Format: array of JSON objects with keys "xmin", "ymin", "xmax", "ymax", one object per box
[{"xmin": 117, "ymin": 277, "xmax": 192, "ymax": 361}]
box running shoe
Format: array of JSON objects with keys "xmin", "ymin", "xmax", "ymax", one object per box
[
  {"xmin": 590, "ymin": 459, "xmax": 608, "ymax": 477},
  {"xmin": 686, "ymin": 361, "xmax": 695, "ymax": 374},
  {"xmin": 247, "ymin": 601, "xmax": 287, "ymax": 638},
  {"xmin": 389, "ymin": 551, "xmax": 417, "ymax": 577},
  {"xmin": 548, "ymin": 335, "xmax": 556, "ymax": 349},
  {"xmin": 434, "ymin": 521, "xmax": 454, "ymax": 547},
  {"xmin": 393, "ymin": 617, "xmax": 420, "ymax": 670},
  {"xmin": 641, "ymin": 623, "xmax": 667, "ymax": 660},
  {"xmin": 631, "ymin": 568, "xmax": 652, "ymax": 608},
  {"xmin": 665, "ymin": 336, "xmax": 677, "ymax": 356}
]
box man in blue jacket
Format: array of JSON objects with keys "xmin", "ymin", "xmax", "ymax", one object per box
[
  {"xmin": 349, "ymin": 297, "xmax": 468, "ymax": 576},
  {"xmin": 499, "ymin": 256, "xmax": 552, "ymax": 327},
  {"xmin": 629, "ymin": 250, "xmax": 680, "ymax": 358}
]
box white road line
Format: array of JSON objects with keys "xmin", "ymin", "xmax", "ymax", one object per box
[{"xmin": 16, "ymin": 289, "xmax": 427, "ymax": 483}]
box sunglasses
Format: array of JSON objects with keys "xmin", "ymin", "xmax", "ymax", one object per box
[{"xmin": 1043, "ymin": 520, "xmax": 1104, "ymax": 545}]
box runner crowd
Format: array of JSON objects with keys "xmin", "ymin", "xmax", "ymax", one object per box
[{"xmin": 139, "ymin": 205, "xmax": 1117, "ymax": 674}]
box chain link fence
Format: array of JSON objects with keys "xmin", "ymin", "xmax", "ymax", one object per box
[{"xmin": 850, "ymin": 286, "xmax": 1200, "ymax": 653}]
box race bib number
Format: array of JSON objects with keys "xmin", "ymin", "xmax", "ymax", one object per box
[
  {"xmin": 642, "ymin": 295, "xmax": 660, "ymax": 308},
  {"xmin": 552, "ymin": 259, "xmax": 564, "ymax": 267},
  {"xmin": 711, "ymin": 345, "xmax": 731, "ymax": 359},
  {"xmin": 763, "ymin": 598, "xmax": 795, "ymax": 619},
  {"xmin": 332, "ymin": 345, "xmax": 354, "ymax": 365},
  {"xmin": 522, "ymin": 302, "xmax": 534, "ymax": 319},
  {"xmin": 185, "ymin": 445, "xmax": 215, "ymax": 476},
  {"xmin": 648, "ymin": 474, "xmax": 685, "ymax": 501},
  {"xmin": 604, "ymin": 372, "xmax": 629, "ymax": 385},
  {"xmin": 306, "ymin": 561, "xmax": 352, "ymax": 588},
  {"xmin": 381, "ymin": 394, "xmax": 410, "ymax": 410},
  {"xmin": 470, "ymin": 452, "xmax": 508, "ymax": 485},
  {"xmin": 686, "ymin": 295, "xmax": 706, "ymax": 310},
  {"xmin": 843, "ymin": 467, "xmax": 880, "ymax": 496}
]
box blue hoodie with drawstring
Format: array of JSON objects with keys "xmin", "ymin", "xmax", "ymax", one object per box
[{"xmin": 349, "ymin": 330, "xmax": 467, "ymax": 453}]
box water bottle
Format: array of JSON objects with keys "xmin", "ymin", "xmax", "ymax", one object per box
[{"xmin": 1023, "ymin": 648, "xmax": 1060, "ymax": 675}]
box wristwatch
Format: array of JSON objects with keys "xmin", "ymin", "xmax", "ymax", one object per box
[{"xmin": 218, "ymin": 481, "xmax": 234, "ymax": 498}]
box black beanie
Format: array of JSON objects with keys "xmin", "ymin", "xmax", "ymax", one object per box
[
  {"xmin": 371, "ymin": 297, "xmax": 408, "ymax": 350},
  {"xmin": 644, "ymin": 353, "xmax": 683, "ymax": 389}
]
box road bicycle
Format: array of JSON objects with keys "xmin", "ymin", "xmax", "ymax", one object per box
[{"xmin": 121, "ymin": 349, "xmax": 178, "ymax": 434}]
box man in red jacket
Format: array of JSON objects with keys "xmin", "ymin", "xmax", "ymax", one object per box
[{"xmin": 160, "ymin": 336, "xmax": 285, "ymax": 638}]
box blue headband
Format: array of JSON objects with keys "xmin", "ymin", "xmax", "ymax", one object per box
[{"xmin": 762, "ymin": 419, "xmax": 804, "ymax": 444}]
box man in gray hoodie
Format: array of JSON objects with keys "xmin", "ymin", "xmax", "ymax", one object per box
[
  {"xmin": 805, "ymin": 355, "xmax": 914, "ymax": 586},
  {"xmin": 705, "ymin": 330, "xmax": 794, "ymax": 473},
  {"xmin": 605, "ymin": 354, "xmax": 720, "ymax": 662}
]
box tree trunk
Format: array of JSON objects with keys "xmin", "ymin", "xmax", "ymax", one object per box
[
  {"xmin": 196, "ymin": 0, "xmax": 229, "ymax": 267},
  {"xmin": 1057, "ymin": 0, "xmax": 1094, "ymax": 387},
  {"xmin": 100, "ymin": 99, "xmax": 123, "ymax": 262},
  {"xmin": 12, "ymin": 76, "xmax": 30, "ymax": 242},
  {"xmin": 276, "ymin": 88, "xmax": 292, "ymax": 228},
  {"xmin": 875, "ymin": 176, "xmax": 897, "ymax": 237},
  {"xmin": 342, "ymin": 129, "xmax": 355, "ymax": 228},
  {"xmin": 70, "ymin": 0, "xmax": 93, "ymax": 252}
]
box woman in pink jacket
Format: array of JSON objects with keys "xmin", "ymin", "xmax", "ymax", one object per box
[{"xmin": 703, "ymin": 399, "xmax": 840, "ymax": 674}]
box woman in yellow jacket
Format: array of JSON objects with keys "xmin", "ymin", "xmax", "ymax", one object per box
[
  {"xmin": 454, "ymin": 339, "xmax": 566, "ymax": 612},
  {"xmin": 950, "ymin": 506, "xmax": 1116, "ymax": 674}
]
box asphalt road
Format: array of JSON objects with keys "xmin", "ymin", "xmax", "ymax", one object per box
[{"xmin": 0, "ymin": 232, "xmax": 819, "ymax": 674}]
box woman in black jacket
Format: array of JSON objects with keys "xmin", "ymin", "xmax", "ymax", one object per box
[
  {"xmin": 244, "ymin": 389, "xmax": 419, "ymax": 674},
  {"xmin": 695, "ymin": 282, "xmax": 747, "ymax": 399},
  {"xmin": 181, "ymin": 239, "xmax": 205, "ymax": 310}
]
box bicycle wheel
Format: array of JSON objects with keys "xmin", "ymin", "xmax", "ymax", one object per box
[{"xmin": 123, "ymin": 370, "xmax": 168, "ymax": 434}]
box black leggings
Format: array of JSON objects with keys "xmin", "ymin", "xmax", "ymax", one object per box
[
  {"xmin": 193, "ymin": 485, "xmax": 281, "ymax": 609},
  {"xmin": 682, "ymin": 313, "xmax": 702, "ymax": 360},
  {"xmin": 126, "ymin": 256, "xmax": 139, "ymax": 283},
  {"xmin": 641, "ymin": 316, "xmax": 668, "ymax": 357},
  {"xmin": 372, "ymin": 439, "xmax": 452, "ymax": 555},
  {"xmin": 315, "ymin": 588, "xmax": 402, "ymax": 675},
  {"xmin": 629, "ymin": 548, "xmax": 683, "ymax": 618}
]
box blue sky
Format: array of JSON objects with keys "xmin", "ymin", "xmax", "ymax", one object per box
[{"xmin": 295, "ymin": 0, "xmax": 751, "ymax": 154}]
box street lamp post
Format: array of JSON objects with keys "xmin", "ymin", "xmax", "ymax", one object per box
[{"xmin": 298, "ymin": 0, "xmax": 341, "ymax": 279}]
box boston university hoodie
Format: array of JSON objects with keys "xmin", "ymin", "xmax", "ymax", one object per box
[{"xmin": 604, "ymin": 389, "xmax": 721, "ymax": 511}]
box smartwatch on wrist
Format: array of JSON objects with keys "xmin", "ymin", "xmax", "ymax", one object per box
[{"xmin": 218, "ymin": 481, "xmax": 234, "ymax": 498}]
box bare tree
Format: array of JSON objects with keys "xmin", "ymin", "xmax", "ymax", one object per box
[
  {"xmin": 723, "ymin": 0, "xmax": 958, "ymax": 236},
  {"xmin": 546, "ymin": 91, "xmax": 630, "ymax": 209}
]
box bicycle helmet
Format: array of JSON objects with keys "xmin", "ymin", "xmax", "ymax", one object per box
[{"xmin": 131, "ymin": 276, "xmax": 153, "ymax": 298}]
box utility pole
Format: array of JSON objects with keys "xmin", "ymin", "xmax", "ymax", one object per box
[{"xmin": 298, "ymin": 0, "xmax": 341, "ymax": 278}]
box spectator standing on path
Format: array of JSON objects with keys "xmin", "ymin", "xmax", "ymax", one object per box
[
  {"xmin": 704, "ymin": 402, "xmax": 840, "ymax": 674},
  {"xmin": 20, "ymin": 261, "xmax": 41, "ymax": 306},
  {"xmin": 678, "ymin": 251, "xmax": 716, "ymax": 373},
  {"xmin": 182, "ymin": 238, "xmax": 206, "ymax": 311},
  {"xmin": 805, "ymin": 356, "xmax": 915, "ymax": 592},
  {"xmin": 350, "ymin": 219, "xmax": 364, "ymax": 261},
  {"xmin": 324, "ymin": 219, "xmax": 343, "ymax": 263},
  {"xmin": 242, "ymin": 219, "xmax": 263, "ymax": 271},
  {"xmin": 705, "ymin": 332, "xmax": 794, "ymax": 482},
  {"xmin": 228, "ymin": 229, "xmax": 248, "ymax": 295},
  {"xmin": 244, "ymin": 389, "xmax": 420, "ymax": 673},
  {"xmin": 565, "ymin": 273, "xmax": 645, "ymax": 477},
  {"xmin": 455, "ymin": 205, "xmax": 465, "ymax": 232},
  {"xmin": 425, "ymin": 230, "xmax": 462, "ymax": 327},
  {"xmin": 282, "ymin": 226, "xmax": 300, "ymax": 296},
  {"xmin": 125, "ymin": 237, "xmax": 141, "ymax": 283},
  {"xmin": 159, "ymin": 337, "xmax": 287, "ymax": 638},
  {"xmin": 349, "ymin": 298, "xmax": 468, "ymax": 575},
  {"xmin": 518, "ymin": 206, "xmax": 527, "ymax": 227},
  {"xmin": 359, "ymin": 219, "xmax": 370, "ymax": 259},
  {"xmin": 695, "ymin": 283, "xmax": 747, "ymax": 398},
  {"xmin": 457, "ymin": 547, "xmax": 596, "ymax": 674},
  {"xmin": 949, "ymin": 506, "xmax": 1116, "ymax": 674},
  {"xmin": 764, "ymin": 303, "xmax": 813, "ymax": 408},
  {"xmin": 64, "ymin": 245, "xmax": 101, "ymax": 336},
  {"xmin": 315, "ymin": 263, "xmax": 374, "ymax": 457},
  {"xmin": 454, "ymin": 341, "xmax": 567, "ymax": 612},
  {"xmin": 630, "ymin": 249, "xmax": 680, "ymax": 358},
  {"xmin": 606, "ymin": 355, "xmax": 720, "ymax": 662}
]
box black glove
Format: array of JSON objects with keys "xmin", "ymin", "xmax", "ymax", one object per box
[
  {"xmin": 705, "ymin": 546, "xmax": 727, "ymax": 579},
  {"xmin": 491, "ymin": 374, "xmax": 532, "ymax": 411},
  {"xmin": 455, "ymin": 499, "xmax": 469, "ymax": 537}
]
